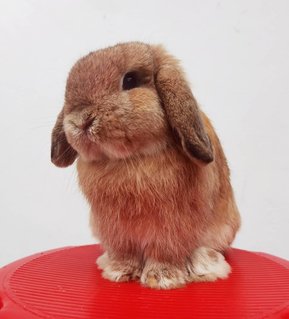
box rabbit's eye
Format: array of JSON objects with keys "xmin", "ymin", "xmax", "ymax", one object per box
[{"xmin": 122, "ymin": 72, "xmax": 139, "ymax": 90}]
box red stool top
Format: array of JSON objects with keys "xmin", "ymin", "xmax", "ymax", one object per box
[{"xmin": 0, "ymin": 245, "xmax": 289, "ymax": 319}]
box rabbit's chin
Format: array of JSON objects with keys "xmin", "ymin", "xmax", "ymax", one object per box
[{"xmin": 100, "ymin": 139, "xmax": 167, "ymax": 160}]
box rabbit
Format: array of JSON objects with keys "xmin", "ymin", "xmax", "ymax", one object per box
[{"xmin": 51, "ymin": 42, "xmax": 241, "ymax": 289}]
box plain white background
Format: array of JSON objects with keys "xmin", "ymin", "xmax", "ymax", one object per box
[{"xmin": 0, "ymin": 0, "xmax": 289, "ymax": 266}]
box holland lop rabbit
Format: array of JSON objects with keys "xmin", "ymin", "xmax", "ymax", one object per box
[{"xmin": 51, "ymin": 42, "xmax": 240, "ymax": 289}]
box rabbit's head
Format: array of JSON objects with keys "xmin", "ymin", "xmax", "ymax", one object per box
[{"xmin": 51, "ymin": 42, "xmax": 213, "ymax": 167}]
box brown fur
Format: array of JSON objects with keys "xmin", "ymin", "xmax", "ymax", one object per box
[{"xmin": 51, "ymin": 42, "xmax": 240, "ymax": 288}]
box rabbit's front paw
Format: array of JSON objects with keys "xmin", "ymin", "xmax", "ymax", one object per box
[
  {"xmin": 141, "ymin": 259, "xmax": 187, "ymax": 289},
  {"xmin": 96, "ymin": 252, "xmax": 142, "ymax": 282},
  {"xmin": 187, "ymin": 247, "xmax": 231, "ymax": 282}
]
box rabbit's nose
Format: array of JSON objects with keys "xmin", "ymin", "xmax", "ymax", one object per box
[{"xmin": 79, "ymin": 116, "xmax": 96, "ymax": 131}]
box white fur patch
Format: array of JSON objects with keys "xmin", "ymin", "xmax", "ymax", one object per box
[
  {"xmin": 96, "ymin": 252, "xmax": 109, "ymax": 270},
  {"xmin": 102, "ymin": 266, "xmax": 127, "ymax": 282},
  {"xmin": 141, "ymin": 260, "xmax": 187, "ymax": 289},
  {"xmin": 192, "ymin": 247, "xmax": 231, "ymax": 280},
  {"xmin": 158, "ymin": 273, "xmax": 186, "ymax": 289},
  {"xmin": 96, "ymin": 252, "xmax": 142, "ymax": 282}
]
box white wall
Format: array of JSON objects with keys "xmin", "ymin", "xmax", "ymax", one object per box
[{"xmin": 1, "ymin": 0, "xmax": 289, "ymax": 266}]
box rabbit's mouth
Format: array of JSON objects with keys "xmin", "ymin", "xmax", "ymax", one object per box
[
  {"xmin": 67, "ymin": 126, "xmax": 164, "ymax": 162},
  {"xmin": 63, "ymin": 118, "xmax": 135, "ymax": 160}
]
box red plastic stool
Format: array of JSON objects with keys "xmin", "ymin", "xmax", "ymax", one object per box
[{"xmin": 1, "ymin": 245, "xmax": 289, "ymax": 319}]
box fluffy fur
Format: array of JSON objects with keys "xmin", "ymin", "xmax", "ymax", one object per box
[{"xmin": 51, "ymin": 42, "xmax": 241, "ymax": 289}]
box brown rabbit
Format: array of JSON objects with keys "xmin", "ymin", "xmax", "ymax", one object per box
[{"xmin": 51, "ymin": 42, "xmax": 240, "ymax": 289}]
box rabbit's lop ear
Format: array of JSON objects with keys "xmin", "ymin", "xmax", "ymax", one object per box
[
  {"xmin": 153, "ymin": 46, "xmax": 214, "ymax": 165},
  {"xmin": 51, "ymin": 109, "xmax": 77, "ymax": 167}
]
